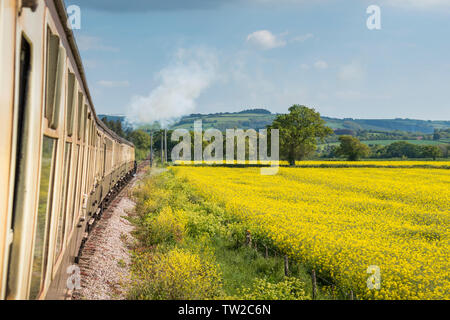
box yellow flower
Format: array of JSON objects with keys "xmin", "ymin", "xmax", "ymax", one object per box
[{"xmin": 174, "ymin": 164, "xmax": 450, "ymax": 300}]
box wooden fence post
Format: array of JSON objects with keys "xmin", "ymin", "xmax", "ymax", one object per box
[
  {"xmin": 284, "ymin": 255, "xmax": 290, "ymax": 276},
  {"xmin": 311, "ymin": 269, "xmax": 317, "ymax": 300},
  {"xmin": 350, "ymin": 290, "xmax": 354, "ymax": 300},
  {"xmin": 245, "ymin": 230, "xmax": 252, "ymax": 247},
  {"xmin": 264, "ymin": 245, "xmax": 269, "ymax": 259}
]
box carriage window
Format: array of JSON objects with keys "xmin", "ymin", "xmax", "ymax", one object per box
[
  {"xmin": 103, "ymin": 143, "xmax": 107, "ymax": 176},
  {"xmin": 10, "ymin": 36, "xmax": 32, "ymax": 229},
  {"xmin": 51, "ymin": 47, "xmax": 65, "ymax": 129},
  {"xmin": 82, "ymin": 106, "xmax": 88, "ymax": 142},
  {"xmin": 55, "ymin": 142, "xmax": 71, "ymax": 259},
  {"xmin": 87, "ymin": 120, "xmax": 91, "ymax": 145},
  {"xmin": 69, "ymin": 145, "xmax": 80, "ymax": 230},
  {"xmin": 29, "ymin": 136, "xmax": 57, "ymax": 299},
  {"xmin": 91, "ymin": 122, "xmax": 95, "ymax": 146},
  {"xmin": 77, "ymin": 92, "xmax": 83, "ymax": 140},
  {"xmin": 76, "ymin": 145, "xmax": 85, "ymax": 218},
  {"xmin": 45, "ymin": 28, "xmax": 64, "ymax": 130},
  {"xmin": 66, "ymin": 73, "xmax": 75, "ymax": 136},
  {"xmin": 87, "ymin": 117, "xmax": 92, "ymax": 145},
  {"xmin": 91, "ymin": 125, "xmax": 94, "ymax": 146}
]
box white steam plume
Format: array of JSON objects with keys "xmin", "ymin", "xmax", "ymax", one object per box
[{"xmin": 127, "ymin": 47, "xmax": 217, "ymax": 127}]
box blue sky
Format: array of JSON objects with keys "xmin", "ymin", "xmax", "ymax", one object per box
[{"xmin": 64, "ymin": 0, "xmax": 450, "ymax": 123}]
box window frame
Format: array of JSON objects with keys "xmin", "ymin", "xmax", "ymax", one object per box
[{"xmin": 28, "ymin": 135, "xmax": 58, "ymax": 300}]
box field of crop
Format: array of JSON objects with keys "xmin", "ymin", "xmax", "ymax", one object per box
[
  {"xmin": 174, "ymin": 160, "xmax": 450, "ymax": 168},
  {"xmin": 294, "ymin": 160, "xmax": 450, "ymax": 168},
  {"xmin": 174, "ymin": 165, "xmax": 450, "ymax": 299}
]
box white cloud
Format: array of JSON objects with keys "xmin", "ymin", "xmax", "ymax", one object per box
[
  {"xmin": 127, "ymin": 47, "xmax": 218, "ymax": 126},
  {"xmin": 98, "ymin": 80, "xmax": 130, "ymax": 88},
  {"xmin": 300, "ymin": 63, "xmax": 310, "ymax": 70},
  {"xmin": 314, "ymin": 60, "xmax": 328, "ymax": 70},
  {"xmin": 338, "ymin": 61, "xmax": 365, "ymax": 82},
  {"xmin": 76, "ymin": 35, "xmax": 119, "ymax": 52},
  {"xmin": 298, "ymin": 60, "xmax": 327, "ymax": 71},
  {"xmin": 246, "ymin": 30, "xmax": 286, "ymax": 50},
  {"xmin": 291, "ymin": 33, "xmax": 314, "ymax": 43}
]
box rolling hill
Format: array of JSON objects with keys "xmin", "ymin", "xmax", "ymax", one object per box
[
  {"xmin": 168, "ymin": 109, "xmax": 450, "ymax": 134},
  {"xmin": 99, "ymin": 110, "xmax": 450, "ymax": 135}
]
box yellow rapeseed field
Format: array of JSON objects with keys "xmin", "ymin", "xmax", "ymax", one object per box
[
  {"xmin": 295, "ymin": 160, "xmax": 450, "ymax": 167},
  {"xmin": 175, "ymin": 165, "xmax": 450, "ymax": 300},
  {"xmin": 174, "ymin": 160, "xmax": 450, "ymax": 168}
]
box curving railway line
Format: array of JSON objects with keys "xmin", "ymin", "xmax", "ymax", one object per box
[{"xmin": 0, "ymin": 0, "xmax": 137, "ymax": 299}]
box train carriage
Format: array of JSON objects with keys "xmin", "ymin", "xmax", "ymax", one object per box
[{"xmin": 0, "ymin": 0, "xmax": 136, "ymax": 300}]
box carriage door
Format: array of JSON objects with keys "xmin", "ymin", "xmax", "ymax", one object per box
[
  {"xmin": 5, "ymin": 33, "xmax": 33, "ymax": 300},
  {"xmin": 5, "ymin": 1, "xmax": 44, "ymax": 300}
]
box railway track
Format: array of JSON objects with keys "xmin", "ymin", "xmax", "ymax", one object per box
[{"xmin": 71, "ymin": 162, "xmax": 149, "ymax": 300}]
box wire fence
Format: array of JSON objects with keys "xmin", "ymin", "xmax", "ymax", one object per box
[{"xmin": 244, "ymin": 230, "xmax": 357, "ymax": 300}]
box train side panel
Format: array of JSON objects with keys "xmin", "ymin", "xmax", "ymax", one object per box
[
  {"xmin": 0, "ymin": 0, "xmax": 136, "ymax": 300},
  {"xmin": 0, "ymin": 0, "xmax": 17, "ymax": 299}
]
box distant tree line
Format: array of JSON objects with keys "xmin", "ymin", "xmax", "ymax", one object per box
[
  {"xmin": 186, "ymin": 109, "xmax": 272, "ymax": 118},
  {"xmin": 433, "ymin": 128, "xmax": 450, "ymax": 141},
  {"xmin": 102, "ymin": 109, "xmax": 449, "ymax": 163},
  {"xmin": 101, "ymin": 117, "xmax": 127, "ymax": 138},
  {"xmin": 322, "ymin": 140, "xmax": 447, "ymax": 160},
  {"xmin": 371, "ymin": 142, "xmax": 446, "ymax": 160},
  {"xmin": 237, "ymin": 108, "xmax": 272, "ymax": 114},
  {"xmin": 323, "ymin": 129, "xmax": 445, "ymax": 144},
  {"xmin": 101, "ymin": 117, "xmax": 152, "ymax": 161}
]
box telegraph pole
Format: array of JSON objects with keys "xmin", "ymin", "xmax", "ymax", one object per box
[
  {"xmin": 150, "ymin": 130, "xmax": 153, "ymax": 166},
  {"xmin": 161, "ymin": 130, "xmax": 164, "ymax": 165},
  {"xmin": 164, "ymin": 129, "xmax": 168, "ymax": 163}
]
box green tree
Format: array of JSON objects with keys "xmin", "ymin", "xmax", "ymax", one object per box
[
  {"xmin": 113, "ymin": 120, "xmax": 125, "ymax": 138},
  {"xmin": 269, "ymin": 105, "xmax": 333, "ymax": 165},
  {"xmin": 335, "ymin": 135, "xmax": 371, "ymax": 161},
  {"xmin": 383, "ymin": 141, "xmax": 422, "ymax": 158},
  {"xmin": 433, "ymin": 132, "xmax": 441, "ymax": 141},
  {"xmin": 421, "ymin": 145, "xmax": 442, "ymax": 160},
  {"xmin": 127, "ymin": 129, "xmax": 151, "ymax": 150},
  {"xmin": 101, "ymin": 117, "xmax": 126, "ymax": 138},
  {"xmin": 101, "ymin": 117, "xmax": 110, "ymax": 128},
  {"xmin": 438, "ymin": 144, "xmax": 450, "ymax": 158}
]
